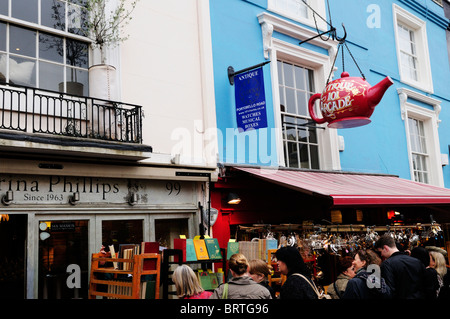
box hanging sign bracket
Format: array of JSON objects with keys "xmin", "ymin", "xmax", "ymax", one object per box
[
  {"xmin": 299, "ymin": 23, "xmax": 347, "ymax": 46},
  {"xmin": 228, "ymin": 61, "xmax": 271, "ymax": 85}
]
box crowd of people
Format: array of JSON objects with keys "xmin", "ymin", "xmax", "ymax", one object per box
[{"xmin": 172, "ymin": 233, "xmax": 450, "ymax": 300}]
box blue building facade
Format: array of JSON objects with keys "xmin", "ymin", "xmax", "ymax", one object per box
[
  {"xmin": 210, "ymin": 0, "xmax": 450, "ymax": 188},
  {"xmin": 209, "ymin": 0, "xmax": 450, "ymax": 249}
]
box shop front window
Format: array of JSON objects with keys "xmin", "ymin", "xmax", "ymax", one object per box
[
  {"xmin": 38, "ymin": 220, "xmax": 89, "ymax": 299},
  {"xmin": 0, "ymin": 214, "xmax": 27, "ymax": 299},
  {"xmin": 102, "ymin": 219, "xmax": 143, "ymax": 254},
  {"xmin": 155, "ymin": 219, "xmax": 189, "ymax": 249}
]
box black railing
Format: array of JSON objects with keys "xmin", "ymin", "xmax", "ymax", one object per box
[{"xmin": 0, "ymin": 83, "xmax": 143, "ymax": 143}]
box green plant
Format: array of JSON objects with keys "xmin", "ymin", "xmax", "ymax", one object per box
[{"xmin": 82, "ymin": 0, "xmax": 139, "ymax": 64}]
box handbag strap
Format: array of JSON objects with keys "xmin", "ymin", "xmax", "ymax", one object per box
[
  {"xmin": 292, "ymin": 273, "xmax": 321, "ymax": 297},
  {"xmin": 221, "ymin": 283, "xmax": 228, "ymax": 299}
]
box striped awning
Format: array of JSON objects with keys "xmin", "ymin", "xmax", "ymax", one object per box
[{"xmin": 234, "ymin": 166, "xmax": 450, "ymax": 206}]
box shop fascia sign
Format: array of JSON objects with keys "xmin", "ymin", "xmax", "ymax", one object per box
[{"xmin": 0, "ymin": 175, "xmax": 193, "ymax": 205}]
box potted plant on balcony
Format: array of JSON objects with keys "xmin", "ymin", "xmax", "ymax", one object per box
[{"xmin": 82, "ymin": 0, "xmax": 139, "ymax": 100}]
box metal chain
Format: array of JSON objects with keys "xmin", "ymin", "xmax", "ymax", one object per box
[{"xmin": 344, "ymin": 42, "xmax": 366, "ymax": 79}]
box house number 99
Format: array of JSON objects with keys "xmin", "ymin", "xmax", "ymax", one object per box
[{"xmin": 166, "ymin": 182, "xmax": 181, "ymax": 195}]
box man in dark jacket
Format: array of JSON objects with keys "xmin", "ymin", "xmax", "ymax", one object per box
[{"xmin": 375, "ymin": 234, "xmax": 426, "ymax": 299}]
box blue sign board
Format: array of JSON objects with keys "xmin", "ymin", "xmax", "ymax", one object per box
[{"xmin": 234, "ymin": 67, "xmax": 268, "ymax": 131}]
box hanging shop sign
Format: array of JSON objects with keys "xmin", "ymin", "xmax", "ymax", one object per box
[
  {"xmin": 308, "ymin": 72, "xmax": 393, "ymax": 129},
  {"xmin": 234, "ymin": 67, "xmax": 268, "ymax": 132}
]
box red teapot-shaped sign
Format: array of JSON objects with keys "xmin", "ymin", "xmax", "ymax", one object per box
[{"xmin": 308, "ymin": 72, "xmax": 393, "ymax": 128}]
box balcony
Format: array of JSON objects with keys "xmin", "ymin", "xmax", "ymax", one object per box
[{"xmin": 0, "ymin": 83, "xmax": 152, "ymax": 161}]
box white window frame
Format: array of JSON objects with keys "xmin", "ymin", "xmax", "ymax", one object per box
[
  {"xmin": 398, "ymin": 88, "xmax": 443, "ymax": 186},
  {"xmin": 393, "ymin": 4, "xmax": 433, "ymax": 93},
  {"xmin": 0, "ymin": 1, "xmax": 91, "ymax": 91},
  {"xmin": 267, "ymin": 0, "xmax": 328, "ymax": 31},
  {"xmin": 258, "ymin": 12, "xmax": 340, "ymax": 170}
]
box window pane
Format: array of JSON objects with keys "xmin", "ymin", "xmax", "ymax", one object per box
[
  {"xmin": 66, "ymin": 39, "xmax": 88, "ymax": 68},
  {"xmin": 299, "ymin": 143, "xmax": 309, "ymax": 168},
  {"xmin": 287, "ymin": 142, "xmax": 299, "ymax": 168},
  {"xmin": 310, "ymin": 145, "xmax": 319, "ymax": 169},
  {"xmin": 66, "ymin": 67, "xmax": 88, "ymax": 95},
  {"xmin": 283, "ymin": 62, "xmax": 294, "ymax": 87},
  {"xmin": 284, "ymin": 125, "xmax": 296, "ymax": 141},
  {"xmin": 0, "ymin": 53, "xmax": 6, "ymax": 83},
  {"xmin": 307, "ymin": 69, "xmax": 315, "ymax": 92},
  {"xmin": 68, "ymin": 3, "xmax": 88, "ymax": 36},
  {"xmin": 294, "ymin": 65, "xmax": 306, "ymax": 89},
  {"xmin": 39, "ymin": 61, "xmax": 64, "ymax": 91},
  {"xmin": 0, "ymin": 0, "xmax": 7, "ymax": 16},
  {"xmin": 10, "ymin": 25, "xmax": 36, "ymax": 58},
  {"xmin": 12, "ymin": 0, "xmax": 38, "ymax": 23},
  {"xmin": 296, "ymin": 90, "xmax": 307, "ymax": 116},
  {"xmin": 279, "ymin": 86, "xmax": 285, "ymax": 107},
  {"xmin": 102, "ymin": 220, "xmax": 143, "ymax": 251},
  {"xmin": 9, "ymin": 56, "xmax": 36, "ymax": 86},
  {"xmin": 39, "ymin": 32, "xmax": 64, "ymax": 63},
  {"xmin": 297, "ymin": 127, "xmax": 307, "ymax": 143},
  {"xmin": 277, "ymin": 60, "xmax": 283, "ymax": 84},
  {"xmin": 38, "ymin": 220, "xmax": 89, "ymax": 299},
  {"xmin": 0, "ymin": 22, "xmax": 5, "ymax": 52},
  {"xmin": 41, "ymin": 0, "xmax": 66, "ymax": 30},
  {"xmin": 155, "ymin": 219, "xmax": 188, "ymax": 249},
  {"xmin": 309, "ymin": 128, "xmax": 317, "ymax": 144},
  {"xmin": 285, "ymin": 88, "xmax": 296, "ymax": 114}
]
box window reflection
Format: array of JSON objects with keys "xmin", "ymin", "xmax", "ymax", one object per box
[
  {"xmin": 10, "ymin": 25, "xmax": 36, "ymax": 58},
  {"xmin": 0, "ymin": 53, "xmax": 6, "ymax": 83},
  {"xmin": 39, "ymin": 33, "xmax": 64, "ymax": 63},
  {"xmin": 68, "ymin": 3, "xmax": 88, "ymax": 36},
  {"xmin": 9, "ymin": 56, "xmax": 36, "ymax": 86},
  {"xmin": 66, "ymin": 38, "xmax": 88, "ymax": 68},
  {"xmin": 66, "ymin": 67, "xmax": 88, "ymax": 95},
  {"xmin": 0, "ymin": 1, "xmax": 6, "ymax": 18},
  {"xmin": 2, "ymin": 3, "xmax": 89, "ymax": 94},
  {"xmin": 12, "ymin": 0, "xmax": 38, "ymax": 23},
  {"xmin": 41, "ymin": 0, "xmax": 66, "ymax": 31},
  {"xmin": 39, "ymin": 61, "xmax": 64, "ymax": 91},
  {"xmin": 0, "ymin": 22, "xmax": 5, "ymax": 52}
]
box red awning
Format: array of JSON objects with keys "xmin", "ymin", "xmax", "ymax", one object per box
[{"xmin": 234, "ymin": 166, "xmax": 450, "ymax": 206}]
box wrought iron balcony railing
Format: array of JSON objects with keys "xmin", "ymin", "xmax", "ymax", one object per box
[{"xmin": 0, "ymin": 83, "xmax": 143, "ymax": 144}]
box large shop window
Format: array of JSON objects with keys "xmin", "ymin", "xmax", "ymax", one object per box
[
  {"xmin": 102, "ymin": 220, "xmax": 144, "ymax": 253},
  {"xmin": 155, "ymin": 219, "xmax": 189, "ymax": 249},
  {"xmin": 38, "ymin": 220, "xmax": 89, "ymax": 299},
  {"xmin": 278, "ymin": 60, "xmax": 319, "ymax": 169},
  {"xmin": 0, "ymin": 0, "xmax": 89, "ymax": 95},
  {"xmin": 0, "ymin": 214, "xmax": 27, "ymax": 299}
]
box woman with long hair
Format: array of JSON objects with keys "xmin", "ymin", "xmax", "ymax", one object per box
[{"xmin": 275, "ymin": 246, "xmax": 317, "ymax": 299}]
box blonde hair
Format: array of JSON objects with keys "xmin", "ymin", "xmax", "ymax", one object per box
[
  {"xmin": 172, "ymin": 265, "xmax": 204, "ymax": 298},
  {"xmin": 430, "ymin": 251, "xmax": 448, "ymax": 278},
  {"xmin": 229, "ymin": 253, "xmax": 249, "ymax": 276},
  {"xmin": 249, "ymin": 259, "xmax": 272, "ymax": 278}
]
